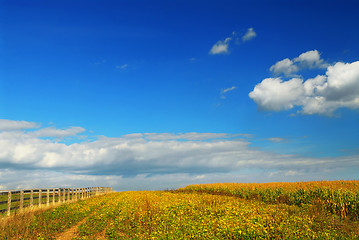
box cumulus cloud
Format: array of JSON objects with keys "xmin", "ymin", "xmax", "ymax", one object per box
[
  {"xmin": 242, "ymin": 28, "xmax": 256, "ymax": 42},
  {"xmin": 270, "ymin": 50, "xmax": 326, "ymax": 76},
  {"xmin": 294, "ymin": 50, "xmax": 327, "ymax": 69},
  {"xmin": 249, "ymin": 78, "xmax": 304, "ymax": 111},
  {"xmin": 250, "ymin": 50, "xmax": 359, "ymax": 115},
  {"xmin": 270, "ymin": 58, "xmax": 299, "ymax": 77},
  {"xmin": 209, "ymin": 37, "xmax": 232, "ymax": 55}
]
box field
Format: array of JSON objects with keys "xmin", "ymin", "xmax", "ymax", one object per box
[{"xmin": 1, "ymin": 180, "xmax": 358, "ymax": 239}]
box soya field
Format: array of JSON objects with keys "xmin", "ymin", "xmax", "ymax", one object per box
[{"xmin": 1, "ymin": 180, "xmax": 359, "ymax": 239}]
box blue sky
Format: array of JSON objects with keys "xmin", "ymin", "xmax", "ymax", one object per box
[{"xmin": 1, "ymin": 0, "xmax": 358, "ymax": 190}]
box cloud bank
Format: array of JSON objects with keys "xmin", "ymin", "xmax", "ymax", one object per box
[
  {"xmin": 249, "ymin": 50, "xmax": 359, "ymax": 115},
  {"xmin": 1, "ymin": 120, "xmax": 358, "ymax": 190}
]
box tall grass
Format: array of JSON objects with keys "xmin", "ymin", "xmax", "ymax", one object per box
[{"xmin": 178, "ymin": 180, "xmax": 359, "ymax": 220}]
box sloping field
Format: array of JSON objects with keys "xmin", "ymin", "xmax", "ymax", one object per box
[
  {"xmin": 179, "ymin": 180, "xmax": 359, "ymax": 220},
  {"xmin": 1, "ymin": 180, "xmax": 358, "ymax": 239}
]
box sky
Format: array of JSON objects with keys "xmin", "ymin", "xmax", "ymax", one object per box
[{"xmin": 0, "ymin": 0, "xmax": 358, "ymax": 191}]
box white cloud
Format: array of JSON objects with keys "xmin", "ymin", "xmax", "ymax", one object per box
[
  {"xmin": 210, "ymin": 28, "xmax": 256, "ymax": 55},
  {"xmin": 209, "ymin": 37, "xmax": 232, "ymax": 55},
  {"xmin": 270, "ymin": 58, "xmax": 299, "ymax": 76},
  {"xmin": 220, "ymin": 86, "xmax": 237, "ymax": 99},
  {"xmin": 221, "ymin": 86, "xmax": 237, "ymax": 94},
  {"xmin": 267, "ymin": 137, "xmax": 286, "ymax": 143},
  {"xmin": 0, "ymin": 121, "xmax": 358, "ymax": 190},
  {"xmin": 242, "ymin": 28, "xmax": 256, "ymax": 42},
  {"xmin": 249, "ymin": 77, "xmax": 304, "ymax": 111},
  {"xmin": 143, "ymin": 132, "xmax": 242, "ymax": 141},
  {"xmin": 325, "ymin": 61, "xmax": 359, "ymax": 100},
  {"xmin": 0, "ymin": 119, "xmax": 39, "ymax": 131},
  {"xmin": 294, "ymin": 50, "xmax": 327, "ymax": 69},
  {"xmin": 270, "ymin": 50, "xmax": 326, "ymax": 76},
  {"xmin": 251, "ymin": 49, "xmax": 359, "ymax": 116},
  {"xmin": 31, "ymin": 126, "xmax": 85, "ymax": 138}
]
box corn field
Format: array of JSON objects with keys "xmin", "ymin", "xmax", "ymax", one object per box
[{"xmin": 179, "ymin": 180, "xmax": 359, "ymax": 220}]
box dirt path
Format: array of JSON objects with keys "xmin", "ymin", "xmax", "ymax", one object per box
[
  {"xmin": 56, "ymin": 215, "xmax": 109, "ymax": 240},
  {"xmin": 56, "ymin": 217, "xmax": 88, "ymax": 240}
]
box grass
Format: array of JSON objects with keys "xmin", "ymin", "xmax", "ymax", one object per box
[
  {"xmin": 1, "ymin": 180, "xmax": 358, "ymax": 239},
  {"xmin": 178, "ymin": 180, "xmax": 359, "ymax": 220},
  {"xmin": 0, "ymin": 192, "xmax": 77, "ymax": 215},
  {"xmin": 0, "ymin": 195, "xmax": 109, "ymax": 239}
]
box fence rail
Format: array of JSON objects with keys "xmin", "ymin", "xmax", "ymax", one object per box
[{"xmin": 0, "ymin": 187, "xmax": 112, "ymax": 216}]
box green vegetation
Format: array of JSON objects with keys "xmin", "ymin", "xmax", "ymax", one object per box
[
  {"xmin": 179, "ymin": 180, "xmax": 359, "ymax": 220},
  {"xmin": 1, "ymin": 180, "xmax": 358, "ymax": 239}
]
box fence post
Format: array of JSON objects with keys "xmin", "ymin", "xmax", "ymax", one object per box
[
  {"xmin": 58, "ymin": 189, "xmax": 61, "ymax": 203},
  {"xmin": 20, "ymin": 190, "xmax": 24, "ymax": 211},
  {"xmin": 39, "ymin": 189, "xmax": 42, "ymax": 207},
  {"xmin": 47, "ymin": 189, "xmax": 50, "ymax": 206},
  {"xmin": 30, "ymin": 189, "xmax": 33, "ymax": 206},
  {"xmin": 7, "ymin": 191, "xmax": 11, "ymax": 216},
  {"xmin": 63, "ymin": 188, "xmax": 66, "ymax": 202},
  {"xmin": 52, "ymin": 188, "xmax": 55, "ymax": 205}
]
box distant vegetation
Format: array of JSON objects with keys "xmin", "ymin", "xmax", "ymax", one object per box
[
  {"xmin": 179, "ymin": 180, "xmax": 359, "ymax": 220},
  {"xmin": 1, "ymin": 180, "xmax": 358, "ymax": 239}
]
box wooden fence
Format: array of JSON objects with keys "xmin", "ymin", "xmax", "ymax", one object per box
[{"xmin": 0, "ymin": 187, "xmax": 112, "ymax": 216}]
